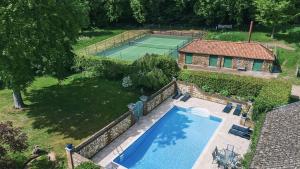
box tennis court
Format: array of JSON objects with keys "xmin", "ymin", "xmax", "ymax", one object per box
[{"xmin": 96, "ymin": 34, "xmax": 192, "ymax": 61}]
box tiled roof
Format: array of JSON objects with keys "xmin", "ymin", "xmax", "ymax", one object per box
[
  {"xmin": 250, "ymin": 102, "xmax": 300, "ymax": 169},
  {"xmin": 179, "ymin": 40, "xmax": 275, "ymax": 61}
]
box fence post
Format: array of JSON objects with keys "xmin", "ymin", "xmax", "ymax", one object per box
[{"xmin": 65, "ymin": 144, "xmax": 74, "ymax": 169}]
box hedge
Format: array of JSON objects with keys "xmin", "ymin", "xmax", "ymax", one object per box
[
  {"xmin": 178, "ymin": 70, "xmax": 265, "ymax": 99},
  {"xmin": 252, "ymin": 80, "xmax": 291, "ymax": 120},
  {"xmin": 74, "ymin": 55, "xmax": 131, "ymax": 80}
]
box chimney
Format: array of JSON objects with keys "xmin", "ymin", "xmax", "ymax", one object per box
[{"xmin": 248, "ymin": 21, "xmax": 254, "ymax": 43}]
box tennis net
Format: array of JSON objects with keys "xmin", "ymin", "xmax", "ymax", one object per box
[{"xmin": 128, "ymin": 41, "xmax": 178, "ymax": 50}]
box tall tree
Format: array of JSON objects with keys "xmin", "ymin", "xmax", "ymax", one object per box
[
  {"xmin": 254, "ymin": 0, "xmax": 298, "ymax": 38},
  {"xmin": 194, "ymin": 0, "xmax": 252, "ymax": 25},
  {"xmin": 130, "ymin": 0, "xmax": 146, "ymax": 23},
  {"xmin": 0, "ymin": 0, "xmax": 89, "ymax": 109}
]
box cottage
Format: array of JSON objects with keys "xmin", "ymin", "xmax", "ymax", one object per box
[{"xmin": 178, "ymin": 40, "xmax": 275, "ymax": 72}]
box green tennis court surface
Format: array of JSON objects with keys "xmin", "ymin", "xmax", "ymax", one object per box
[{"xmin": 96, "ymin": 35, "xmax": 192, "ymax": 61}]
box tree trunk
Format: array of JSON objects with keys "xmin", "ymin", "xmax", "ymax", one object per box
[
  {"xmin": 13, "ymin": 90, "xmax": 25, "ymax": 109},
  {"xmin": 271, "ymin": 26, "xmax": 276, "ymax": 39}
]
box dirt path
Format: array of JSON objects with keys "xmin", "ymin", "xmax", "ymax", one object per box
[{"xmin": 264, "ymin": 42, "xmax": 296, "ymax": 51}]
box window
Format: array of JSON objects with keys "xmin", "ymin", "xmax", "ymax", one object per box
[
  {"xmin": 185, "ymin": 53, "xmax": 193, "ymax": 64},
  {"xmin": 252, "ymin": 59, "xmax": 263, "ymax": 71},
  {"xmin": 209, "ymin": 55, "xmax": 218, "ymax": 67},
  {"xmin": 223, "ymin": 57, "xmax": 232, "ymax": 68}
]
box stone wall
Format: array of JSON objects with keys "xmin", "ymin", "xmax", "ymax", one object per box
[
  {"xmin": 72, "ymin": 152, "xmax": 92, "ymax": 167},
  {"xmin": 233, "ymin": 57, "xmax": 253, "ymax": 70},
  {"xmin": 178, "ymin": 52, "xmax": 273, "ymax": 72},
  {"xmin": 74, "ymin": 112, "xmax": 134, "ymax": 160},
  {"xmin": 192, "ymin": 53, "xmax": 209, "ymax": 66},
  {"xmin": 145, "ymin": 80, "xmax": 176, "ymax": 114},
  {"xmin": 177, "ymin": 81, "xmax": 250, "ymax": 110}
]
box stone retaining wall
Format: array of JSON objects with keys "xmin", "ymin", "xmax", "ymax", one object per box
[
  {"xmin": 144, "ymin": 80, "xmax": 176, "ymax": 115},
  {"xmin": 72, "ymin": 111, "xmax": 134, "ymax": 165},
  {"xmin": 72, "ymin": 152, "xmax": 91, "ymax": 167},
  {"xmin": 177, "ymin": 81, "xmax": 250, "ymax": 110}
]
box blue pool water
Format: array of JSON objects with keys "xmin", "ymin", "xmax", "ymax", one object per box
[{"xmin": 114, "ymin": 106, "xmax": 222, "ymax": 169}]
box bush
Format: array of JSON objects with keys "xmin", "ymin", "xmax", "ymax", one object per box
[
  {"xmin": 252, "ymin": 80, "xmax": 291, "ymax": 120},
  {"xmin": 131, "ymin": 54, "xmax": 179, "ymax": 91},
  {"xmin": 0, "ymin": 121, "xmax": 28, "ymax": 168},
  {"xmin": 75, "ymin": 162, "xmax": 100, "ymax": 169},
  {"xmin": 74, "ymin": 55, "xmax": 130, "ymax": 80},
  {"xmin": 219, "ymin": 90, "xmax": 229, "ymax": 97},
  {"xmin": 179, "ymin": 70, "xmax": 265, "ymax": 99}
]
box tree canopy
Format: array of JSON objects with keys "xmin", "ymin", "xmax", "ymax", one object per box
[
  {"xmin": 0, "ymin": 0, "xmax": 89, "ymax": 108},
  {"xmin": 254, "ymin": 0, "xmax": 299, "ymax": 37},
  {"xmin": 87, "ymin": 0, "xmax": 299, "ymax": 27}
]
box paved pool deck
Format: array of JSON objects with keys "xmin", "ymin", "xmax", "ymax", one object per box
[{"xmin": 92, "ymin": 97, "xmax": 250, "ymax": 169}]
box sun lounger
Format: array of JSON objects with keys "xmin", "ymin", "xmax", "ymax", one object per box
[
  {"xmin": 180, "ymin": 93, "xmax": 191, "ymax": 102},
  {"xmin": 232, "ymin": 124, "xmax": 253, "ymax": 134},
  {"xmin": 172, "ymin": 90, "xmax": 182, "ymax": 100},
  {"xmin": 229, "ymin": 128, "xmax": 250, "ymax": 140},
  {"xmin": 233, "ymin": 104, "xmax": 242, "ymax": 116},
  {"xmin": 223, "ymin": 103, "xmax": 233, "ymax": 113}
]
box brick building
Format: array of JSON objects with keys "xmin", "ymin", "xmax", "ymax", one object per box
[{"xmin": 178, "ymin": 40, "xmax": 275, "ymax": 72}]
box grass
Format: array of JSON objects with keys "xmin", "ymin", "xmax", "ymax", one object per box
[
  {"xmin": 73, "ymin": 28, "xmax": 124, "ymax": 50},
  {"xmin": 1, "ymin": 28, "xmax": 129, "ymax": 168},
  {"xmin": 0, "ymin": 73, "xmax": 139, "ymax": 168},
  {"xmin": 205, "ymin": 27, "xmax": 300, "ymax": 84},
  {"xmin": 205, "ymin": 31, "xmax": 273, "ymax": 42}
]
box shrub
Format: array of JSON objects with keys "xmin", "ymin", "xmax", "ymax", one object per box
[
  {"xmin": 219, "ymin": 90, "xmax": 229, "ymax": 97},
  {"xmin": 131, "ymin": 54, "xmax": 179, "ymax": 91},
  {"xmin": 75, "ymin": 162, "xmax": 100, "ymax": 169},
  {"xmin": 178, "ymin": 70, "xmax": 265, "ymax": 99},
  {"xmin": 0, "ymin": 121, "xmax": 28, "ymax": 168},
  {"xmin": 74, "ymin": 55, "xmax": 130, "ymax": 80},
  {"xmin": 252, "ymin": 80, "xmax": 291, "ymax": 120},
  {"xmin": 201, "ymin": 85, "xmax": 210, "ymax": 92},
  {"xmin": 122, "ymin": 76, "xmax": 133, "ymax": 88}
]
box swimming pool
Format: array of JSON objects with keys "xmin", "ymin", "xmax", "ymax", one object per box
[{"xmin": 114, "ymin": 106, "xmax": 222, "ymax": 169}]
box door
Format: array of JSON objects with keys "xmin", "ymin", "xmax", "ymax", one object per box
[
  {"xmin": 252, "ymin": 59, "xmax": 263, "ymax": 71},
  {"xmin": 185, "ymin": 53, "xmax": 193, "ymax": 64},
  {"xmin": 223, "ymin": 57, "xmax": 232, "ymax": 68},
  {"xmin": 209, "ymin": 56, "xmax": 218, "ymax": 67}
]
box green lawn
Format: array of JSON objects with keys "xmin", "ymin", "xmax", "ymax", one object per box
[
  {"xmin": 73, "ymin": 28, "xmax": 124, "ymax": 50},
  {"xmin": 205, "ymin": 27, "xmax": 300, "ymax": 84},
  {"xmin": 0, "ymin": 73, "xmax": 138, "ymax": 168}
]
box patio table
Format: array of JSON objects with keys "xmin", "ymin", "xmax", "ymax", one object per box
[{"xmin": 218, "ymin": 149, "xmax": 235, "ymax": 168}]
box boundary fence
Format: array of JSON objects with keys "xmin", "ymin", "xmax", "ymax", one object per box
[
  {"xmin": 152, "ymin": 30, "xmax": 206, "ymax": 39},
  {"xmin": 77, "ymin": 30, "xmax": 150, "ymax": 56}
]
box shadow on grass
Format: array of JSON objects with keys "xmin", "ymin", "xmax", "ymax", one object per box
[
  {"xmin": 26, "ymin": 77, "xmax": 138, "ymax": 140},
  {"xmin": 80, "ymin": 30, "xmax": 114, "ymax": 38}
]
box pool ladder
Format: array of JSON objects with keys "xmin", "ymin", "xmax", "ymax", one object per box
[{"xmin": 113, "ymin": 145, "xmax": 124, "ymax": 156}]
